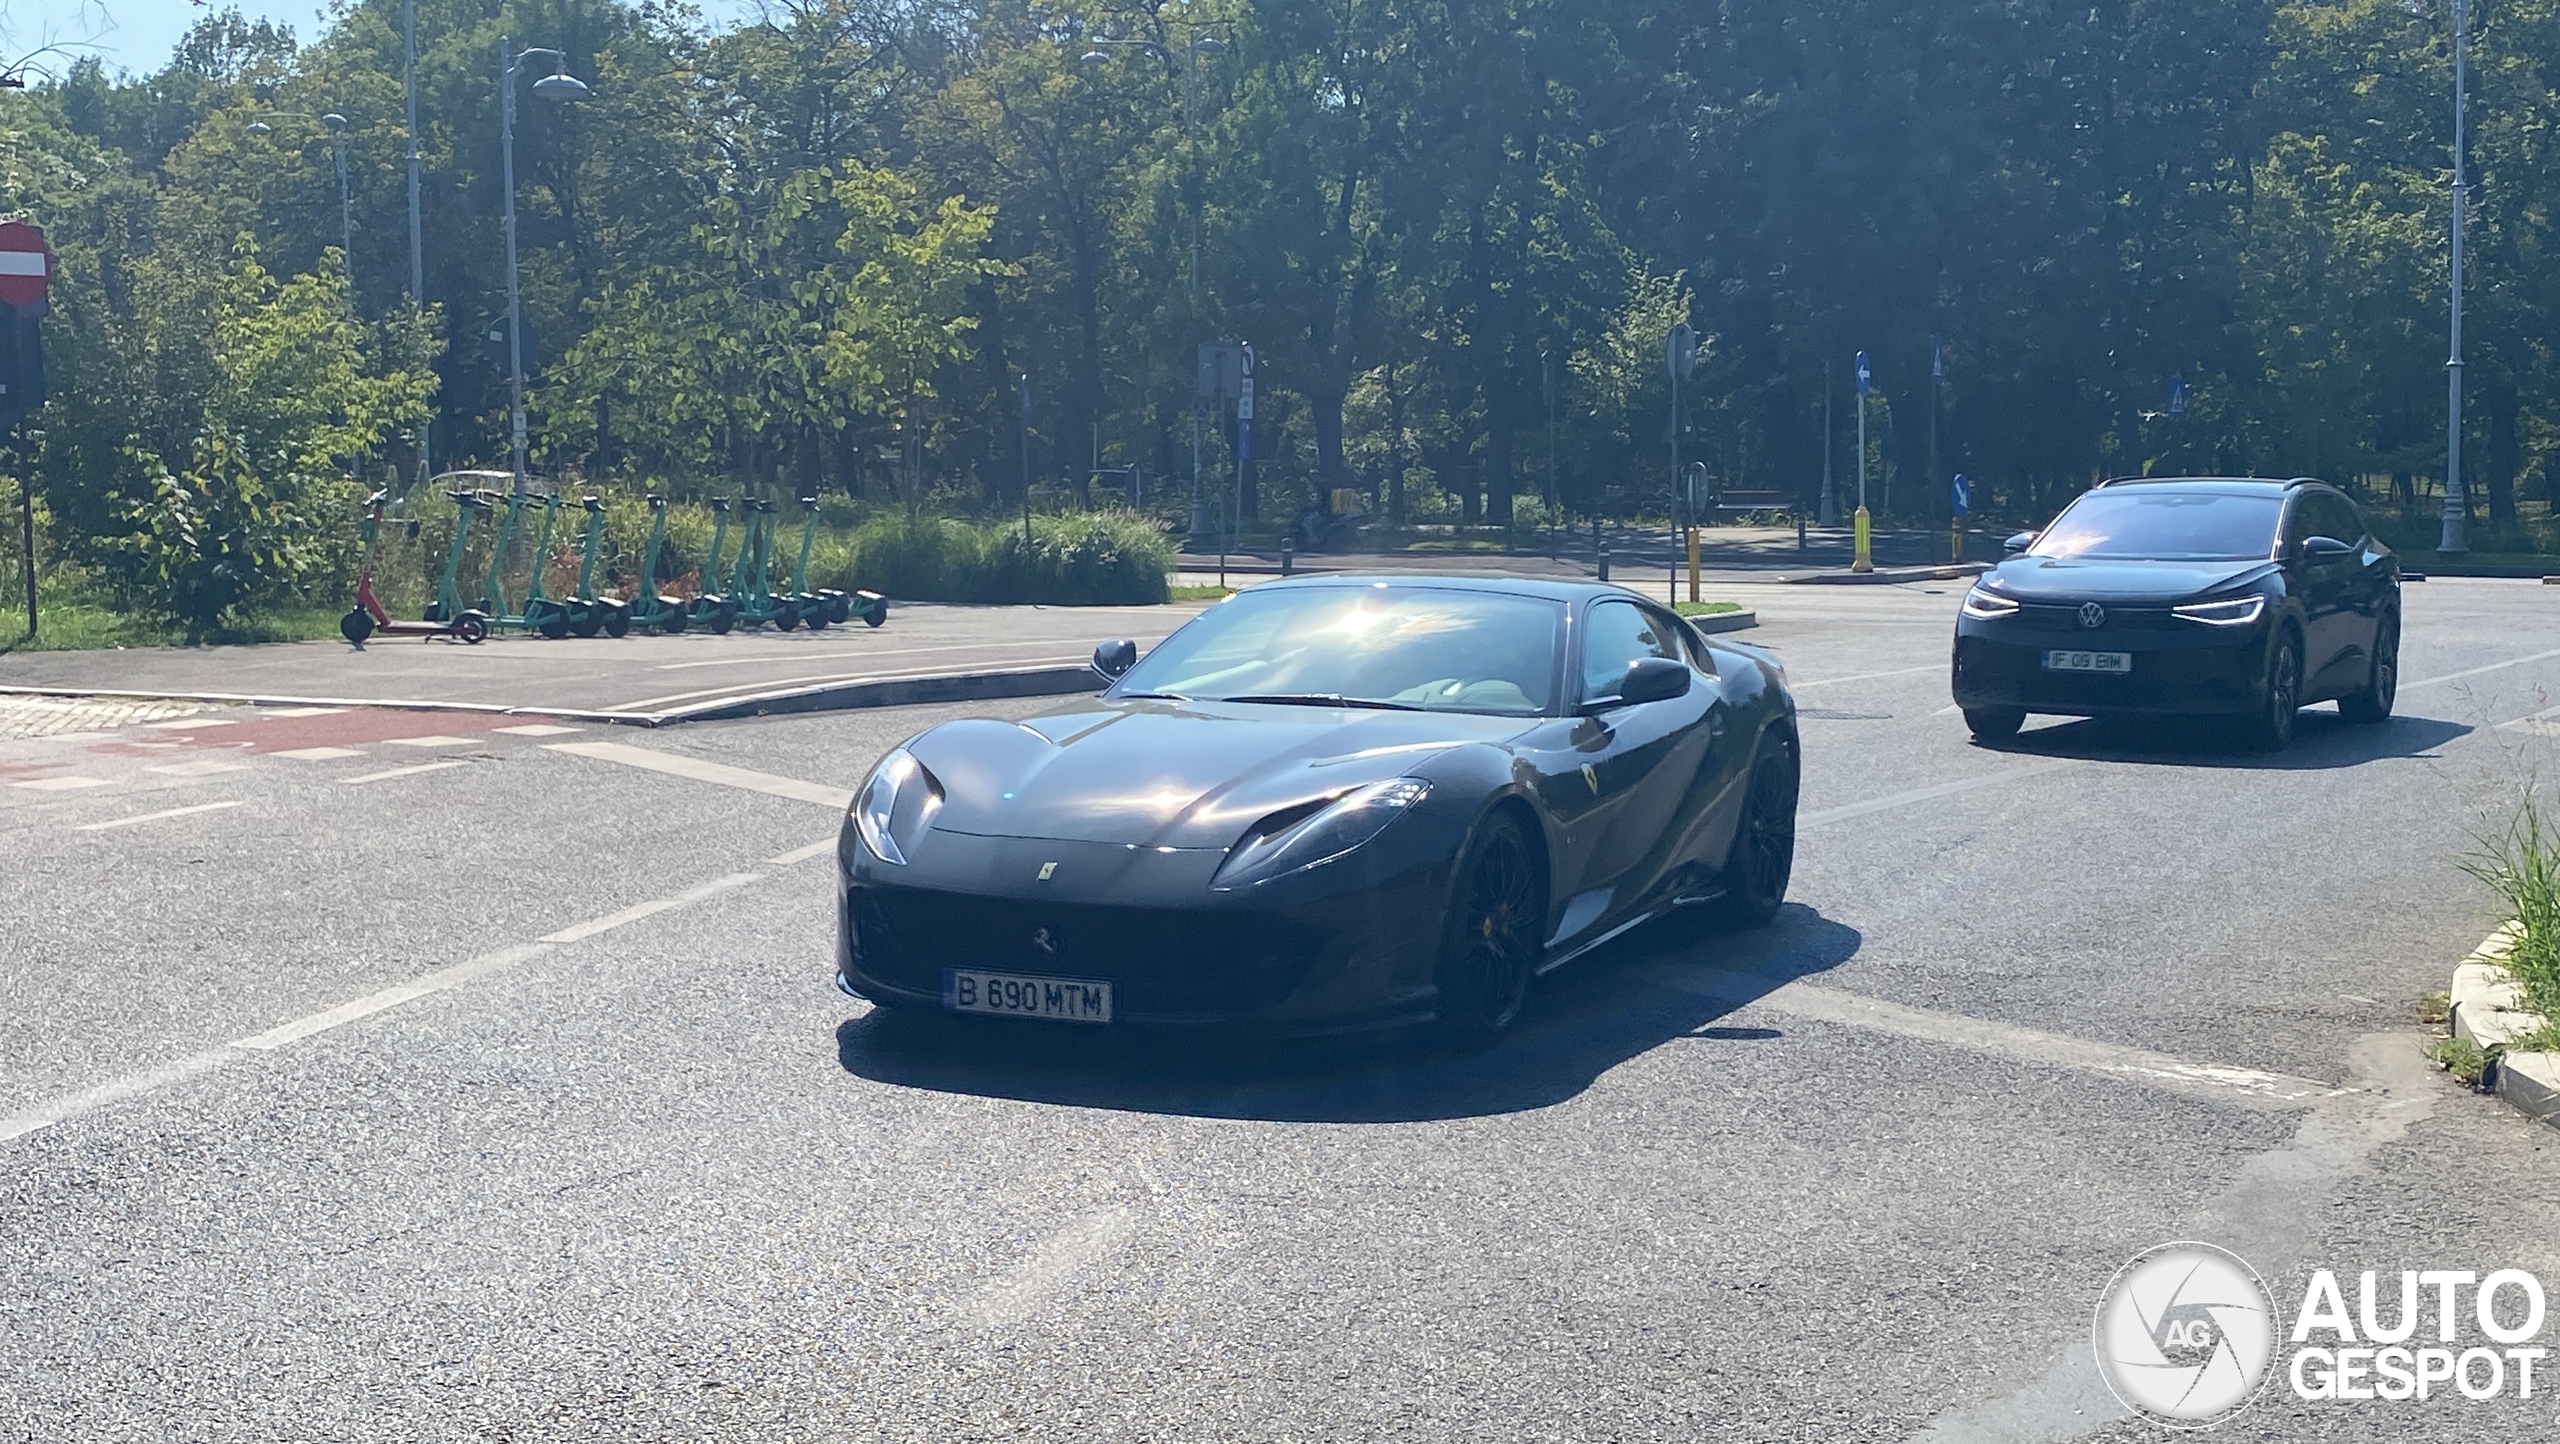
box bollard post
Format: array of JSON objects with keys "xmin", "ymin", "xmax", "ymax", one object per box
[
  {"xmin": 1597, "ymin": 537, "xmax": 1611, "ymax": 583},
  {"xmin": 1852, "ymin": 506, "xmax": 1873, "ymax": 573},
  {"xmin": 1280, "ymin": 534, "xmax": 1294, "ymax": 577},
  {"xmin": 1797, "ymin": 514, "xmax": 1808, "ymax": 553},
  {"xmin": 1687, "ymin": 526, "xmax": 1700, "ymax": 602}
]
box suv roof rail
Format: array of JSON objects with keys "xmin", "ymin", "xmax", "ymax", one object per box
[{"xmin": 2093, "ymin": 474, "xmax": 2317, "ymax": 488}]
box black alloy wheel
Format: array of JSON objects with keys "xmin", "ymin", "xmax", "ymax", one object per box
[
  {"xmin": 2241, "ymin": 629, "xmax": 2302, "ymax": 752},
  {"xmin": 1434, "ymin": 813, "xmax": 1545, "ymax": 1042},
  {"xmin": 452, "ymin": 613, "xmax": 490, "ymax": 645},
  {"xmin": 339, "ymin": 607, "xmax": 374, "ymax": 645},
  {"xmin": 2338, "ymin": 610, "xmax": 2399, "ymax": 724},
  {"xmin": 1712, "ymin": 729, "xmax": 1800, "ymax": 929},
  {"xmin": 1963, "ymin": 706, "xmax": 2025, "ymax": 742}
]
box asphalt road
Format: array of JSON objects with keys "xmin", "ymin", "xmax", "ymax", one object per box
[{"xmin": 5, "ymin": 578, "xmax": 2558, "ymax": 1441}]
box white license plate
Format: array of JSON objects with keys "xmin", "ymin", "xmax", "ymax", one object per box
[
  {"xmin": 2043, "ymin": 649, "xmax": 2133, "ymax": 674},
  {"xmin": 943, "ymin": 969, "xmax": 1113, "ymax": 1023}
]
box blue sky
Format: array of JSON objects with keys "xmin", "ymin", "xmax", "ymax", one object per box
[{"xmin": 4, "ymin": 1, "xmax": 757, "ymax": 78}]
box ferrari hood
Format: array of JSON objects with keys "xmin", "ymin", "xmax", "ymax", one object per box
[
  {"xmin": 1985, "ymin": 556, "xmax": 2276, "ymax": 603},
  {"xmin": 907, "ymin": 697, "xmax": 1536, "ymax": 849}
]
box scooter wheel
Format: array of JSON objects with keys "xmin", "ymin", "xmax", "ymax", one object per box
[
  {"xmin": 658, "ymin": 608, "xmax": 687, "ymax": 636},
  {"xmin": 340, "ymin": 607, "xmax": 376, "ymax": 645},
  {"xmin": 455, "ymin": 613, "xmax": 491, "ymax": 645},
  {"xmin": 568, "ymin": 606, "xmax": 601, "ymax": 639},
  {"xmin": 603, "ymin": 605, "xmax": 632, "ymax": 639},
  {"xmin": 775, "ymin": 601, "xmax": 802, "ymax": 632},
  {"xmin": 709, "ymin": 604, "xmax": 737, "ymax": 636},
  {"xmin": 803, "ymin": 602, "xmax": 830, "ymax": 632},
  {"xmin": 863, "ymin": 602, "xmax": 887, "ymax": 628},
  {"xmin": 827, "ymin": 595, "xmax": 852, "ymax": 625}
]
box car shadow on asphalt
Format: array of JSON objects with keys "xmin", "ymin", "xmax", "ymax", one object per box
[
  {"xmin": 1974, "ymin": 708, "xmax": 2469, "ymax": 769},
  {"xmin": 831, "ymin": 902, "xmax": 1861, "ymax": 1123}
]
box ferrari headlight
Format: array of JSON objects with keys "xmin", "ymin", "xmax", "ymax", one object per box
[
  {"xmin": 1960, "ymin": 585, "xmax": 2020, "ymax": 619},
  {"xmin": 852, "ymin": 747, "xmax": 921, "ymax": 865},
  {"xmin": 2173, "ymin": 596, "xmax": 2266, "ymax": 627},
  {"xmin": 1210, "ymin": 778, "xmax": 1431, "ymax": 891}
]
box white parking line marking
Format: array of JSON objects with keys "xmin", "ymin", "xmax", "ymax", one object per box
[
  {"xmin": 145, "ymin": 761, "xmax": 248, "ymax": 777},
  {"xmin": 270, "ymin": 746, "xmax": 365, "ymax": 760},
  {"xmin": 492, "ymin": 723, "xmax": 582, "ymax": 736},
  {"xmin": 253, "ymin": 707, "xmax": 344, "ymax": 718},
  {"xmin": 381, "ymin": 735, "xmax": 476, "ymax": 749},
  {"xmin": 77, "ymin": 800, "xmax": 244, "ymax": 832},
  {"xmin": 968, "ymin": 1205, "xmax": 1141, "ymax": 1329},
  {"xmin": 612, "ymin": 658, "xmax": 1089, "ymax": 713},
  {"xmin": 0, "ymin": 868, "xmax": 778, "ymax": 1143},
  {"xmin": 545, "ymin": 741, "xmax": 853, "ymax": 809},
  {"xmin": 144, "ymin": 717, "xmax": 235, "ymax": 730},
  {"xmin": 650, "ymin": 638, "xmax": 1109, "ymax": 674},
  {"xmin": 1790, "ymin": 663, "xmax": 1943, "ymax": 690},
  {"xmin": 1799, "ymin": 759, "xmax": 2076, "ymax": 831},
  {"xmin": 2402, "ymin": 645, "xmax": 2560, "ymax": 691},
  {"xmin": 341, "ymin": 760, "xmax": 469, "ymax": 785},
  {"xmin": 768, "ymin": 838, "xmax": 838, "ymax": 866},
  {"xmin": 540, "ymin": 873, "xmax": 761, "ymax": 944},
  {"xmin": 10, "ymin": 776, "xmax": 111, "ymax": 791}
]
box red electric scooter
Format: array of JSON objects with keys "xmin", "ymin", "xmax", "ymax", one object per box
[{"xmin": 341, "ymin": 489, "xmax": 492, "ymax": 646}]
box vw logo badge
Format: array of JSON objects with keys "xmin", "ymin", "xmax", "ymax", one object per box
[{"xmin": 2078, "ymin": 601, "xmax": 2107, "ymax": 630}]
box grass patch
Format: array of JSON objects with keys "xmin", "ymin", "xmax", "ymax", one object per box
[
  {"xmin": 2430, "ymin": 1036, "xmax": 2492, "ymax": 1089},
  {"xmin": 0, "ymin": 576, "xmax": 345, "ymax": 653},
  {"xmin": 1674, "ymin": 600, "xmax": 1743, "ymax": 617},
  {"xmin": 2460, "ymin": 790, "xmax": 2560, "ymax": 1051},
  {"xmin": 1404, "ymin": 538, "xmax": 1507, "ymax": 553},
  {"xmin": 1167, "ymin": 584, "xmax": 1239, "ymax": 602}
]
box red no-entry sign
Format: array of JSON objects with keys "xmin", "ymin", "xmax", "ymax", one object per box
[{"xmin": 0, "ymin": 222, "xmax": 51, "ymax": 308}]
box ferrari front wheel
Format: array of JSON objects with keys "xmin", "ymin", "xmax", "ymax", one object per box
[
  {"xmin": 1433, "ymin": 812, "xmax": 1545, "ymax": 1044},
  {"xmin": 1711, "ymin": 728, "xmax": 1799, "ymax": 929}
]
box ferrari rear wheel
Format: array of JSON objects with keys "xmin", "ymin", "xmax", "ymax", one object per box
[
  {"xmin": 1712, "ymin": 728, "xmax": 1799, "ymax": 929},
  {"xmin": 1433, "ymin": 813, "xmax": 1544, "ymax": 1043}
]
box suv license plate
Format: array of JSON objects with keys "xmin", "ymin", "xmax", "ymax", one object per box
[
  {"xmin": 943, "ymin": 969, "xmax": 1113, "ymax": 1023},
  {"xmin": 2043, "ymin": 649, "xmax": 2132, "ymax": 674}
]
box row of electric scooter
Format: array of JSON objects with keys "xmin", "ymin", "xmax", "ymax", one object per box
[{"xmin": 341, "ymin": 475, "xmax": 886, "ymax": 646}]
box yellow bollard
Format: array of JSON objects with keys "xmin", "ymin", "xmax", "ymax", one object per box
[
  {"xmin": 1951, "ymin": 518, "xmax": 1963, "ymax": 563},
  {"xmin": 1852, "ymin": 507, "xmax": 1873, "ymax": 573},
  {"xmin": 1687, "ymin": 526, "xmax": 1700, "ymax": 602}
]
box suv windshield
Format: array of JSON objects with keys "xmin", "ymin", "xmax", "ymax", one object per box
[
  {"xmin": 2028, "ymin": 489, "xmax": 2283, "ymax": 562},
  {"xmin": 1113, "ymin": 586, "xmax": 1565, "ymax": 716}
]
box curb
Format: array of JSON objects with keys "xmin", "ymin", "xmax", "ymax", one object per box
[
  {"xmin": 1688, "ymin": 610, "xmax": 1759, "ymax": 635},
  {"xmin": 1775, "ymin": 563, "xmax": 1989, "ymax": 586},
  {"xmin": 2444, "ymin": 924, "xmax": 2560, "ymax": 1125},
  {"xmin": 0, "ymin": 663, "xmax": 1105, "ymax": 730}
]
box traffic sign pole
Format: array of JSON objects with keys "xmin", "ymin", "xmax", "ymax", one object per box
[
  {"xmin": 0, "ymin": 222, "xmax": 50, "ymax": 638},
  {"xmin": 1852, "ymin": 350, "xmax": 1873, "ymax": 573}
]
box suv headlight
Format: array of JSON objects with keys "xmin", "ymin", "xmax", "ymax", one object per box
[
  {"xmin": 1960, "ymin": 584, "xmax": 2020, "ymax": 619},
  {"xmin": 2172, "ymin": 596, "xmax": 2266, "ymax": 627},
  {"xmin": 1210, "ymin": 778, "xmax": 1431, "ymax": 891},
  {"xmin": 852, "ymin": 747, "xmax": 927, "ymax": 865}
]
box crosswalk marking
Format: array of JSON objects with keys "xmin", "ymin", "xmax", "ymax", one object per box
[
  {"xmin": 144, "ymin": 718, "xmax": 236, "ymax": 730},
  {"xmin": 270, "ymin": 746, "xmax": 366, "ymax": 761},
  {"xmin": 145, "ymin": 761, "xmax": 249, "ymax": 777},
  {"xmin": 492, "ymin": 723, "xmax": 582, "ymax": 737},
  {"xmin": 545, "ymin": 741, "xmax": 852, "ymax": 809},
  {"xmin": 382, "ymin": 735, "xmax": 477, "ymax": 749},
  {"xmin": 11, "ymin": 776, "xmax": 111, "ymax": 791},
  {"xmin": 78, "ymin": 801, "xmax": 244, "ymax": 832},
  {"xmin": 342, "ymin": 760, "xmax": 469, "ymax": 785}
]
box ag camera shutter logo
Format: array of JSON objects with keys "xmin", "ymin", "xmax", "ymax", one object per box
[{"xmin": 2093, "ymin": 1242, "xmax": 2280, "ymax": 1427}]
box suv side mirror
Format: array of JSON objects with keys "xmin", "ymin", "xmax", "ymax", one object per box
[
  {"xmin": 1610, "ymin": 656, "xmax": 1691, "ymax": 708},
  {"xmin": 2301, "ymin": 535, "xmax": 2355, "ymax": 559},
  {"xmin": 1092, "ymin": 639, "xmax": 1139, "ymax": 680},
  {"xmin": 2003, "ymin": 531, "xmax": 2036, "ymax": 554}
]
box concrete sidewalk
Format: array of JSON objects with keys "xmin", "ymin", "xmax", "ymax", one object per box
[{"xmin": 0, "ymin": 601, "xmax": 1206, "ymax": 726}]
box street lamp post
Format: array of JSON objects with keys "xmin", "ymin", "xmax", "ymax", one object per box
[
  {"xmin": 246, "ymin": 111, "xmax": 353, "ymax": 273},
  {"xmin": 2441, "ymin": 0, "xmax": 2472, "ymax": 555},
  {"xmin": 404, "ymin": 0, "xmax": 428, "ymax": 471},
  {"xmin": 498, "ymin": 38, "xmax": 592, "ymax": 494},
  {"xmin": 1079, "ymin": 28, "xmax": 1227, "ymax": 549}
]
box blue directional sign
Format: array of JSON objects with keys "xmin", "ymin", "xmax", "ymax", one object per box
[
  {"xmin": 1951, "ymin": 472, "xmax": 1971, "ymax": 517},
  {"xmin": 1855, "ymin": 351, "xmax": 1870, "ymax": 396},
  {"xmin": 2167, "ymin": 376, "xmax": 2188, "ymax": 420}
]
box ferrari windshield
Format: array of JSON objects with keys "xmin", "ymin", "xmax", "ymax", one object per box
[
  {"xmin": 1114, "ymin": 585, "xmax": 1565, "ymax": 716},
  {"xmin": 2028, "ymin": 489, "xmax": 2283, "ymax": 561}
]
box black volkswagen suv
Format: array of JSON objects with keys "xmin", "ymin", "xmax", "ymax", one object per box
[{"xmin": 1950, "ymin": 477, "xmax": 2399, "ymax": 750}]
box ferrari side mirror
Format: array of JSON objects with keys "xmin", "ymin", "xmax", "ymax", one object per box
[
  {"xmin": 1614, "ymin": 656, "xmax": 1691, "ymax": 707},
  {"xmin": 1092, "ymin": 638, "xmax": 1138, "ymax": 680},
  {"xmin": 2003, "ymin": 531, "xmax": 2036, "ymax": 554}
]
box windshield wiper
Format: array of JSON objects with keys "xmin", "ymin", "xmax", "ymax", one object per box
[
  {"xmin": 1113, "ymin": 691, "xmax": 1190, "ymax": 702},
  {"xmin": 1220, "ymin": 693, "xmax": 1426, "ymax": 712}
]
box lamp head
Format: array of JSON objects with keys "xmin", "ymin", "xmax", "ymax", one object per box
[
  {"xmin": 1192, "ymin": 35, "xmax": 1225, "ymax": 55},
  {"xmin": 531, "ymin": 71, "xmax": 591, "ymax": 102},
  {"xmin": 1080, "ymin": 49, "xmax": 1111, "ymax": 66},
  {"xmin": 321, "ymin": 112, "xmax": 347, "ymax": 134},
  {"xmin": 246, "ymin": 121, "xmax": 272, "ymax": 137}
]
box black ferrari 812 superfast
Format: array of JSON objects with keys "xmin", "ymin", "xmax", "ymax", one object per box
[{"xmin": 835, "ymin": 576, "xmax": 1800, "ymax": 1040}]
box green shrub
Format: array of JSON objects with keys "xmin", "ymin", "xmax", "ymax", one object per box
[
  {"xmin": 813, "ymin": 507, "xmax": 1171, "ymax": 604},
  {"xmin": 2462, "ymin": 789, "xmax": 2560, "ymax": 1046}
]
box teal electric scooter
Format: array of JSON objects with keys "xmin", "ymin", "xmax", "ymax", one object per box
[
  {"xmin": 685, "ymin": 498, "xmax": 742, "ymax": 634},
  {"xmin": 628, "ymin": 495, "xmax": 689, "ymax": 635}
]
